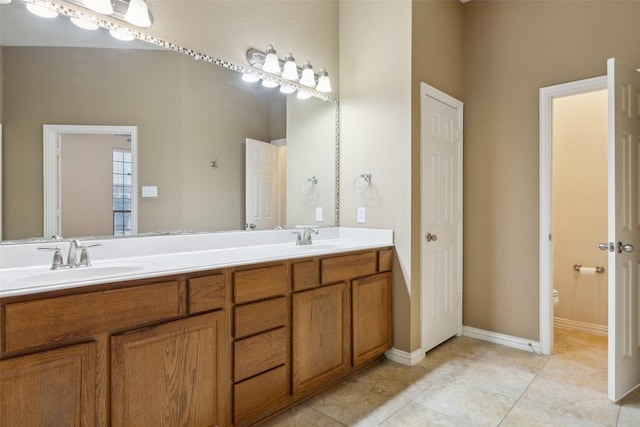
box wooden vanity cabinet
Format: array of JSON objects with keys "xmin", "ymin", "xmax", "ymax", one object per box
[
  {"xmin": 0, "ymin": 272, "xmax": 229, "ymax": 427},
  {"xmin": 231, "ymin": 263, "xmax": 290, "ymax": 427}
]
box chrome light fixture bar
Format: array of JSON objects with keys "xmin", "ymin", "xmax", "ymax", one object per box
[
  {"xmin": 245, "ymin": 45, "xmax": 333, "ymax": 97},
  {"xmin": 66, "ymin": 0, "xmax": 153, "ymax": 28}
]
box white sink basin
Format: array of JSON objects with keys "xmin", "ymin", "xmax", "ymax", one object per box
[{"xmin": 3, "ymin": 262, "xmax": 156, "ymax": 290}]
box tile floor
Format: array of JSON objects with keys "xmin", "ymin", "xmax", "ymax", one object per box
[{"xmin": 262, "ymin": 327, "xmax": 640, "ymax": 426}]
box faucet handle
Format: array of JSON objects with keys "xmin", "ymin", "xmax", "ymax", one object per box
[
  {"xmin": 38, "ymin": 246, "xmax": 64, "ymax": 269},
  {"xmin": 77, "ymin": 243, "xmax": 101, "ymax": 267}
]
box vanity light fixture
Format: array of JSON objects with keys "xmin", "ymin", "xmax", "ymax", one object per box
[
  {"xmin": 262, "ymin": 45, "xmax": 282, "ymax": 74},
  {"xmin": 261, "ymin": 79, "xmax": 279, "ymax": 89},
  {"xmin": 70, "ymin": 16, "xmax": 99, "ymax": 30},
  {"xmin": 316, "ymin": 68, "xmax": 332, "ymax": 93},
  {"xmin": 82, "ymin": 0, "xmax": 113, "ymax": 15},
  {"xmin": 109, "ymin": 27, "xmax": 135, "ymax": 41},
  {"xmin": 0, "ymin": 0, "xmax": 12, "ymax": 4},
  {"xmin": 242, "ymin": 72, "xmax": 260, "ymax": 83},
  {"xmin": 296, "ymin": 91, "xmax": 313, "ymax": 100},
  {"xmin": 281, "ymin": 54, "xmax": 299, "ymax": 81},
  {"xmin": 26, "ymin": 2, "xmax": 59, "ymax": 18},
  {"xmin": 279, "ymin": 85, "xmax": 296, "ymax": 94},
  {"xmin": 299, "ymin": 61, "xmax": 316, "ymax": 87},
  {"xmin": 124, "ymin": 0, "xmax": 151, "ymax": 28}
]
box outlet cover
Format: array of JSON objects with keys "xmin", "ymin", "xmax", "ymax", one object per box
[
  {"xmin": 315, "ymin": 207, "xmax": 323, "ymax": 222},
  {"xmin": 357, "ymin": 207, "xmax": 366, "ymax": 224}
]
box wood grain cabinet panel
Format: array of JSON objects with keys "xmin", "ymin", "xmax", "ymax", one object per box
[
  {"xmin": 234, "ymin": 297, "xmax": 287, "ymax": 339},
  {"xmin": 378, "ymin": 249, "xmax": 393, "ymax": 272},
  {"xmin": 0, "ymin": 342, "xmax": 97, "ymax": 427},
  {"xmin": 111, "ymin": 311, "xmax": 228, "ymax": 427},
  {"xmin": 352, "ymin": 272, "xmax": 392, "ymax": 367},
  {"xmin": 292, "ymin": 282, "xmax": 350, "ymax": 396},
  {"xmin": 189, "ymin": 274, "xmax": 225, "ymax": 313},
  {"xmin": 234, "ymin": 365, "xmax": 288, "ymax": 427},
  {"xmin": 292, "ymin": 260, "xmax": 318, "ymax": 291},
  {"xmin": 320, "ymin": 252, "xmax": 377, "ymax": 284},
  {"xmin": 4, "ymin": 281, "xmax": 181, "ymax": 353},
  {"xmin": 233, "ymin": 264, "xmax": 288, "ymax": 304},
  {"xmin": 234, "ymin": 327, "xmax": 287, "ymax": 382}
]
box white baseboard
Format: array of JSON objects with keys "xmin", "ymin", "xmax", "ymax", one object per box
[
  {"xmin": 385, "ymin": 347, "xmax": 425, "ymax": 366},
  {"xmin": 463, "ymin": 326, "xmax": 542, "ymax": 354},
  {"xmin": 553, "ymin": 317, "xmax": 607, "ymax": 336}
]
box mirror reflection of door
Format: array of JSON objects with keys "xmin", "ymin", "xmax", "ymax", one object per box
[
  {"xmin": 245, "ymin": 138, "xmax": 286, "ymax": 230},
  {"xmin": 43, "ymin": 124, "xmax": 138, "ymax": 239},
  {"xmin": 60, "ymin": 133, "xmax": 132, "ymax": 237}
]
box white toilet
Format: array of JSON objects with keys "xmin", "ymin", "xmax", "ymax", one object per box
[{"xmin": 553, "ymin": 289, "xmax": 560, "ymax": 306}]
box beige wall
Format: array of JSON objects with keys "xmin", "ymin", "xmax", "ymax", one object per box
[
  {"xmin": 60, "ymin": 134, "xmax": 131, "ymax": 238},
  {"xmin": 552, "ymin": 90, "xmax": 608, "ymax": 327},
  {"xmin": 340, "ymin": 0, "xmax": 413, "ymax": 350},
  {"xmin": 463, "ymin": 1, "xmax": 640, "ymax": 340},
  {"xmin": 411, "ymin": 0, "xmax": 465, "ymax": 351}
]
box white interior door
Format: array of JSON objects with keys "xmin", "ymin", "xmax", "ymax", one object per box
[
  {"xmin": 245, "ymin": 138, "xmax": 277, "ymax": 230},
  {"xmin": 607, "ymin": 58, "xmax": 640, "ymax": 401},
  {"xmin": 420, "ymin": 83, "xmax": 463, "ymax": 353}
]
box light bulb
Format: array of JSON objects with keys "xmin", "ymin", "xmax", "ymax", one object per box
[
  {"xmin": 109, "ymin": 28, "xmax": 135, "ymax": 41},
  {"xmin": 83, "ymin": 0, "xmax": 113, "ymax": 15},
  {"xmin": 280, "ymin": 85, "xmax": 296, "ymax": 94},
  {"xmin": 299, "ymin": 61, "xmax": 315, "ymax": 87},
  {"xmin": 70, "ymin": 16, "xmax": 99, "ymax": 30},
  {"xmin": 261, "ymin": 79, "xmax": 279, "ymax": 89},
  {"xmin": 281, "ymin": 54, "xmax": 299, "ymax": 81},
  {"xmin": 0, "ymin": 0, "xmax": 13, "ymax": 4},
  {"xmin": 125, "ymin": 0, "xmax": 152, "ymax": 28},
  {"xmin": 316, "ymin": 68, "xmax": 332, "ymax": 93},
  {"xmin": 262, "ymin": 45, "xmax": 281, "ymax": 74},
  {"xmin": 242, "ymin": 72, "xmax": 260, "ymax": 83},
  {"xmin": 297, "ymin": 91, "xmax": 312, "ymax": 100},
  {"xmin": 26, "ymin": 3, "xmax": 59, "ymax": 18}
]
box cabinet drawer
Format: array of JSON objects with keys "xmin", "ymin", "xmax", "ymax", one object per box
[
  {"xmin": 292, "ymin": 260, "xmax": 319, "ymax": 291},
  {"xmin": 234, "ymin": 297, "xmax": 287, "ymax": 339},
  {"xmin": 234, "ymin": 365, "xmax": 288, "ymax": 427},
  {"xmin": 233, "ymin": 264, "xmax": 288, "ymax": 304},
  {"xmin": 320, "ymin": 251, "xmax": 377, "ymax": 284},
  {"xmin": 234, "ymin": 327, "xmax": 287, "ymax": 382},
  {"xmin": 4, "ymin": 281, "xmax": 181, "ymax": 353},
  {"xmin": 189, "ymin": 274, "xmax": 225, "ymax": 313},
  {"xmin": 378, "ymin": 249, "xmax": 393, "ymax": 272}
]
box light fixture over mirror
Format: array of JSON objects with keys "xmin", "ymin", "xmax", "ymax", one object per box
[
  {"xmin": 70, "ymin": 0, "xmax": 153, "ymax": 28},
  {"xmin": 245, "ymin": 45, "xmax": 333, "ymax": 98}
]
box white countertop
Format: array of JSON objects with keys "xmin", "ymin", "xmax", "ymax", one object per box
[{"xmin": 0, "ymin": 227, "xmax": 393, "ymax": 298}]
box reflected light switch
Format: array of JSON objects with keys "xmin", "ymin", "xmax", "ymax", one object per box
[
  {"xmin": 142, "ymin": 186, "xmax": 158, "ymax": 198},
  {"xmin": 315, "ymin": 207, "xmax": 323, "ymax": 222}
]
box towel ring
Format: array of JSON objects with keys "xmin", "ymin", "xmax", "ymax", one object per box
[
  {"xmin": 353, "ymin": 172, "xmax": 372, "ymax": 193},
  {"xmin": 302, "ymin": 176, "xmax": 318, "ymax": 195}
]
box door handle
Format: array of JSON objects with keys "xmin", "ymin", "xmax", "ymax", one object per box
[
  {"xmin": 617, "ymin": 242, "xmax": 634, "ymax": 253},
  {"xmin": 597, "ymin": 242, "xmax": 610, "ymax": 251},
  {"xmin": 425, "ymin": 233, "xmax": 437, "ymax": 242}
]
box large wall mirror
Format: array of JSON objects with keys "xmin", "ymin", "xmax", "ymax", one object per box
[{"xmin": 0, "ymin": 1, "xmax": 338, "ymax": 242}]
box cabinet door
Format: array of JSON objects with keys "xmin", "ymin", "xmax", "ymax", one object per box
[
  {"xmin": 352, "ymin": 272, "xmax": 392, "ymax": 366},
  {"xmin": 111, "ymin": 311, "xmax": 228, "ymax": 427},
  {"xmin": 292, "ymin": 282, "xmax": 350, "ymax": 396},
  {"xmin": 0, "ymin": 342, "xmax": 97, "ymax": 427}
]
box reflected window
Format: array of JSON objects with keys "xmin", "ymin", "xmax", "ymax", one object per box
[{"xmin": 113, "ymin": 150, "xmax": 132, "ymax": 236}]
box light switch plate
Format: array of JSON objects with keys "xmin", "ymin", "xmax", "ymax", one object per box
[
  {"xmin": 315, "ymin": 207, "xmax": 323, "ymax": 222},
  {"xmin": 142, "ymin": 186, "xmax": 158, "ymax": 198},
  {"xmin": 357, "ymin": 207, "xmax": 366, "ymax": 224}
]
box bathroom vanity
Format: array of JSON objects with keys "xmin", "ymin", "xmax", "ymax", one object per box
[{"xmin": 0, "ymin": 228, "xmax": 393, "ymax": 426}]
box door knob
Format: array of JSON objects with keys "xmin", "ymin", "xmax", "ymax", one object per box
[
  {"xmin": 597, "ymin": 242, "xmax": 610, "ymax": 251},
  {"xmin": 425, "ymin": 233, "xmax": 437, "ymax": 242},
  {"xmin": 617, "ymin": 242, "xmax": 634, "ymax": 253}
]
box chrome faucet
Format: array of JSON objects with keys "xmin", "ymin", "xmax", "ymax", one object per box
[
  {"xmin": 296, "ymin": 227, "xmax": 319, "ymax": 246},
  {"xmin": 38, "ymin": 239, "xmax": 100, "ymax": 269}
]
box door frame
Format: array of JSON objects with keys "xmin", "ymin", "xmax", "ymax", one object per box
[
  {"xmin": 43, "ymin": 124, "xmax": 138, "ymax": 238},
  {"xmin": 419, "ymin": 82, "xmax": 464, "ymax": 353},
  {"xmin": 539, "ymin": 76, "xmax": 607, "ymax": 355}
]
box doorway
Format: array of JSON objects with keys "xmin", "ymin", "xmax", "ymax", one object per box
[{"xmin": 539, "ymin": 76, "xmax": 607, "ymax": 354}]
